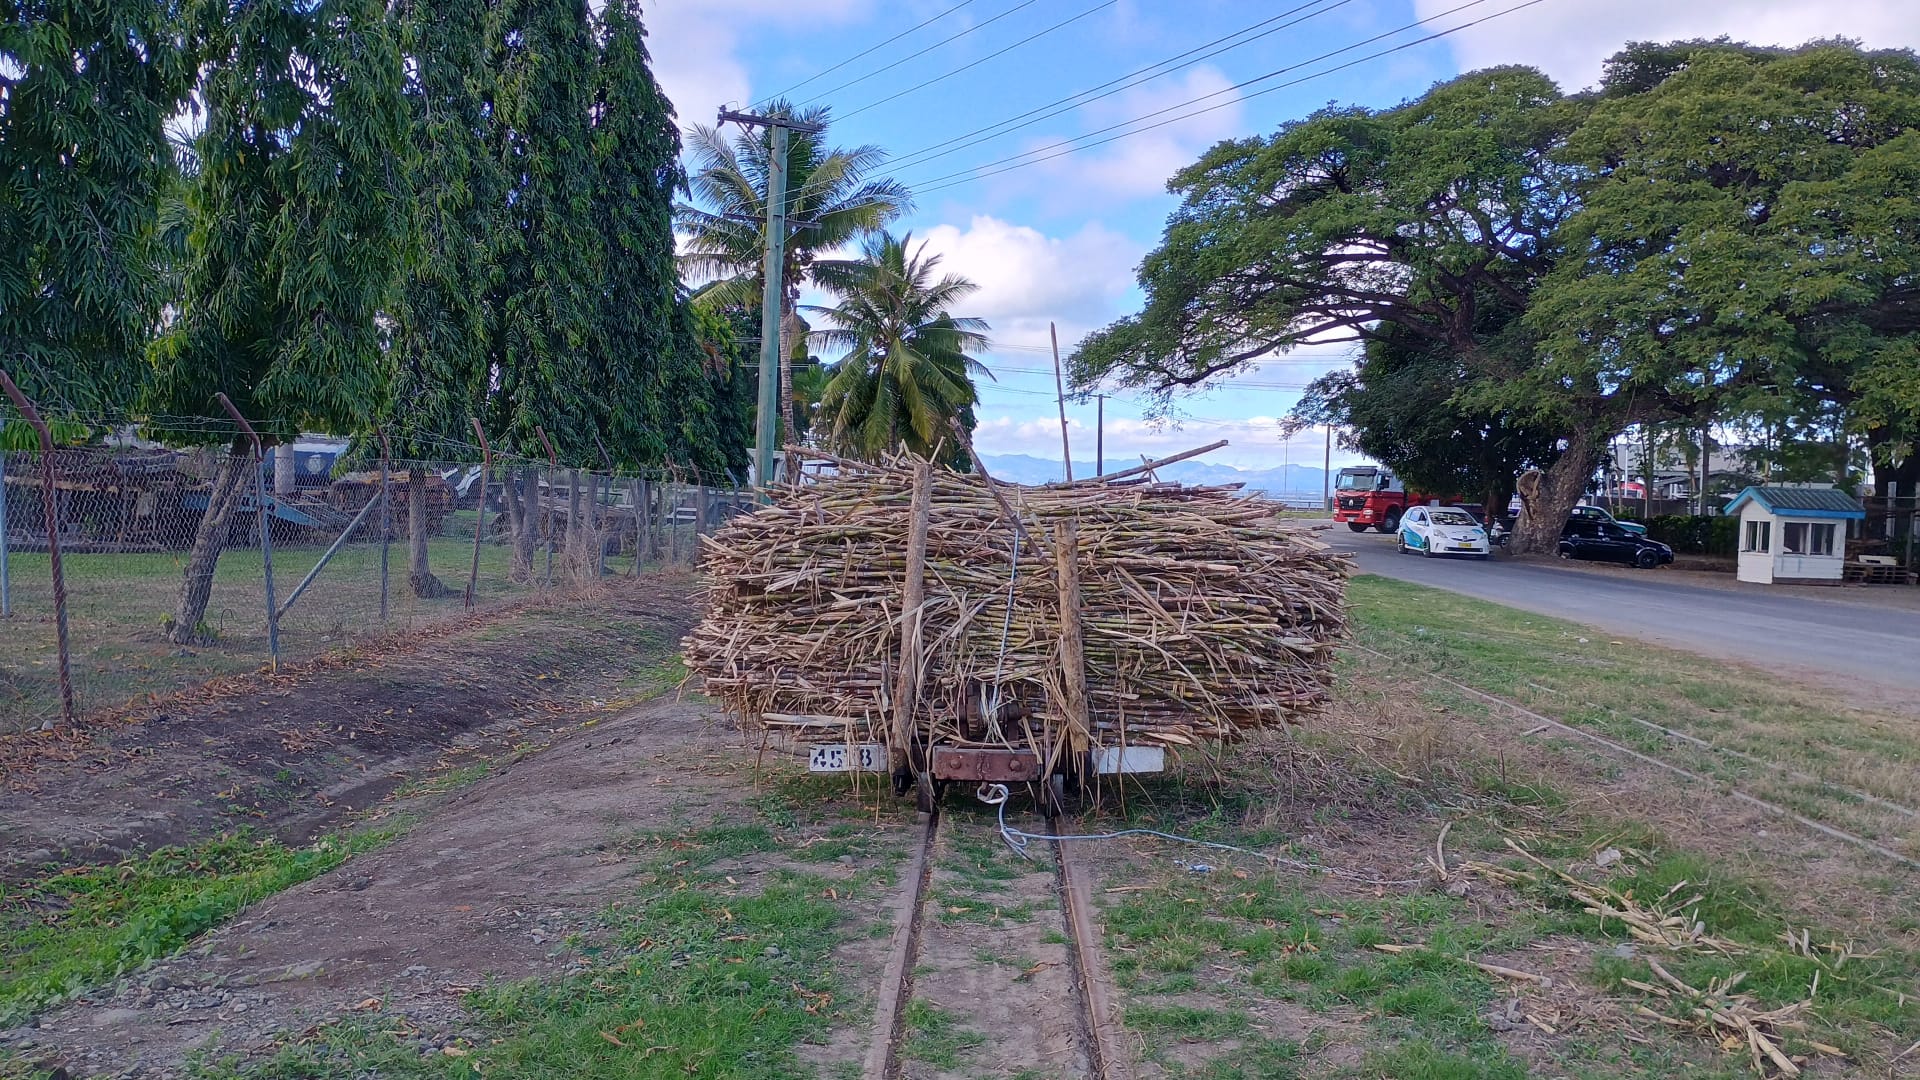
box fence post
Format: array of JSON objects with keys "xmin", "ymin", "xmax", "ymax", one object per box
[
  {"xmin": 0, "ymin": 448, "xmax": 10, "ymax": 618},
  {"xmin": 535, "ymin": 426, "xmax": 557, "ymax": 589},
  {"xmin": 630, "ymin": 477, "xmax": 643, "ymax": 576},
  {"xmin": 0, "ymin": 373, "xmax": 72, "ymax": 725},
  {"xmin": 377, "ymin": 429, "xmax": 392, "ymax": 622},
  {"xmin": 466, "ymin": 418, "xmax": 491, "ymax": 610},
  {"xmin": 216, "ymin": 393, "xmax": 280, "ymax": 671}
]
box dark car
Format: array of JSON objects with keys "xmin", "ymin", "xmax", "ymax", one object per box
[{"xmin": 1558, "ymin": 519, "xmax": 1674, "ymax": 569}]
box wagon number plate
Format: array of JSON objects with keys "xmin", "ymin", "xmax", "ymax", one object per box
[{"xmin": 808, "ymin": 744, "xmax": 887, "ymax": 773}]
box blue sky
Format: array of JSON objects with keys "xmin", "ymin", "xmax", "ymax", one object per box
[{"xmin": 648, "ymin": 0, "xmax": 1908, "ymax": 477}]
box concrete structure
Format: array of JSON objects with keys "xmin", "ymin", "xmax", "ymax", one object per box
[{"xmin": 1725, "ymin": 486, "xmax": 1865, "ymax": 585}]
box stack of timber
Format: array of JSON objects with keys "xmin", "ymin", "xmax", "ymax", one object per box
[{"xmin": 682, "ymin": 452, "xmax": 1352, "ymax": 758}]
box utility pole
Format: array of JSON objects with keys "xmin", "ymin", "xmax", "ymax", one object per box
[
  {"xmin": 718, "ymin": 106, "xmax": 823, "ymax": 497},
  {"xmin": 1323, "ymin": 424, "xmax": 1331, "ymax": 511},
  {"xmin": 1049, "ymin": 321, "xmax": 1072, "ymax": 482},
  {"xmin": 1095, "ymin": 394, "xmax": 1105, "ymax": 477}
]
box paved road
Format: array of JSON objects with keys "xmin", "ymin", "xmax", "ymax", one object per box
[{"xmin": 1323, "ymin": 525, "xmax": 1920, "ymax": 694}]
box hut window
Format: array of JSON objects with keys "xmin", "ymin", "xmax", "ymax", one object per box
[
  {"xmin": 1781, "ymin": 522, "xmax": 1835, "ymax": 556},
  {"xmin": 1743, "ymin": 520, "xmax": 1769, "ymax": 553}
]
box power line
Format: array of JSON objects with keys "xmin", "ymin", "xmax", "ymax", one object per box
[
  {"xmin": 794, "ymin": 0, "xmax": 1048, "ymax": 109},
  {"xmin": 908, "ymin": 0, "xmax": 1520, "ymax": 192},
  {"xmin": 838, "ymin": 0, "xmax": 1121, "ymax": 122},
  {"xmin": 752, "ymin": 0, "xmax": 984, "ymax": 110},
  {"xmin": 882, "ymin": 0, "xmax": 1353, "ymax": 174}
]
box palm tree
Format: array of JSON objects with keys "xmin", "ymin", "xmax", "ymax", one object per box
[
  {"xmin": 808, "ymin": 231, "xmax": 991, "ymax": 466},
  {"xmin": 676, "ymin": 101, "xmax": 909, "ymax": 442}
]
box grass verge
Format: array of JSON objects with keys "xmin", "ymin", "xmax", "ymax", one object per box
[{"xmin": 0, "ymin": 827, "xmax": 401, "ymax": 1025}]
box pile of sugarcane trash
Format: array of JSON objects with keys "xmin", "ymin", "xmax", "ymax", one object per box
[{"xmin": 682, "ymin": 448, "xmax": 1352, "ymax": 772}]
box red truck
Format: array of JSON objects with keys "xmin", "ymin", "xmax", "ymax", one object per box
[{"xmin": 1331, "ymin": 466, "xmax": 1460, "ymax": 533}]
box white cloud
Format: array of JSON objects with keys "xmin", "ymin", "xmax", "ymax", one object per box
[
  {"xmin": 913, "ymin": 215, "xmax": 1145, "ymax": 351},
  {"xmin": 645, "ymin": 0, "xmax": 870, "ymax": 132},
  {"xmin": 1417, "ymin": 0, "xmax": 1920, "ymax": 92}
]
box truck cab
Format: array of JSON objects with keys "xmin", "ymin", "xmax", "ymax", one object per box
[{"xmin": 1333, "ymin": 466, "xmax": 1411, "ymax": 533}]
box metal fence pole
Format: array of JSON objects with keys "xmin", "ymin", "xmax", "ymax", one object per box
[
  {"xmin": 216, "ymin": 393, "xmax": 279, "ymax": 671},
  {"xmin": 0, "ymin": 448, "xmax": 10, "ymax": 618},
  {"xmin": 466, "ymin": 417, "xmax": 491, "ymax": 610},
  {"xmin": 377, "ymin": 429, "xmax": 392, "ymax": 622},
  {"xmin": 0, "ymin": 373, "xmax": 72, "ymax": 724},
  {"xmin": 535, "ymin": 426, "xmax": 557, "ymax": 589},
  {"xmin": 631, "ymin": 477, "xmax": 643, "ymax": 576}
]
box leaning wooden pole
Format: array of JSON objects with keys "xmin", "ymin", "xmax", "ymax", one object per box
[
  {"xmin": 889, "ymin": 461, "xmax": 933, "ymax": 779},
  {"xmin": 466, "ymin": 418, "xmax": 491, "ymax": 610},
  {"xmin": 1050, "ymin": 321, "xmax": 1073, "ymax": 483},
  {"xmin": 1053, "ymin": 519, "xmax": 1091, "ymax": 759},
  {"xmin": 0, "ymin": 371, "xmax": 73, "ymax": 724}
]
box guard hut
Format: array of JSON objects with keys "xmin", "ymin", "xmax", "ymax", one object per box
[{"xmin": 1725, "ymin": 486, "xmax": 1865, "ymax": 585}]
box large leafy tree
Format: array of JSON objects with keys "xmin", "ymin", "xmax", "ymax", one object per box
[
  {"xmin": 1291, "ymin": 315, "xmax": 1562, "ymax": 516},
  {"xmin": 809, "ymin": 231, "xmax": 989, "ymax": 467},
  {"xmin": 387, "ymin": 0, "xmax": 501, "ymax": 596},
  {"xmin": 676, "ymin": 103, "xmax": 909, "ymax": 443},
  {"xmin": 486, "ymin": 0, "xmax": 602, "ymax": 460},
  {"xmin": 1535, "ymin": 40, "xmax": 1920, "ymax": 536},
  {"xmin": 0, "ymin": 0, "xmax": 193, "ymax": 417},
  {"xmin": 146, "ymin": 0, "xmax": 407, "ymax": 642}
]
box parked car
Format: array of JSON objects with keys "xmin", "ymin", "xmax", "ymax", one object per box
[
  {"xmin": 1558, "ymin": 519, "xmax": 1674, "ymax": 568},
  {"xmin": 1397, "ymin": 505, "xmax": 1492, "ymax": 559},
  {"xmin": 1568, "ymin": 504, "xmax": 1648, "ymax": 536}
]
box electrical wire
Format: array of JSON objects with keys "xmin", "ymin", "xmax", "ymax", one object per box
[
  {"xmin": 838, "ymin": 0, "xmax": 1121, "ymax": 122},
  {"xmin": 751, "ymin": 0, "xmax": 984, "ymax": 110},
  {"xmin": 975, "ymin": 783, "xmax": 1423, "ymax": 885},
  {"xmin": 793, "ymin": 0, "xmax": 1049, "ymax": 109},
  {"xmin": 882, "ymin": 0, "xmax": 1354, "ymax": 173},
  {"xmin": 908, "ymin": 0, "xmax": 1544, "ymax": 193}
]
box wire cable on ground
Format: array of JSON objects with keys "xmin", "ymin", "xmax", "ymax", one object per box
[
  {"xmin": 976, "ymin": 782, "xmax": 1423, "ymax": 886},
  {"xmin": 1349, "ymin": 642, "xmax": 1920, "ymax": 872}
]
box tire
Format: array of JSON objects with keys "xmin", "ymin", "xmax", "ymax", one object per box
[
  {"xmin": 1397, "ymin": 538, "xmax": 1408, "ymax": 554},
  {"xmin": 1422, "ymin": 542, "xmax": 1436, "ymax": 558},
  {"xmin": 1634, "ymin": 548, "xmax": 1661, "ymax": 570},
  {"xmin": 1346, "ymin": 522, "xmax": 1370, "ymax": 533},
  {"xmin": 1378, "ymin": 510, "xmax": 1401, "ymax": 534}
]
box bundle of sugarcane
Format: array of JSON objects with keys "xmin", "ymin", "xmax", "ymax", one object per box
[{"xmin": 682, "ymin": 451, "xmax": 1351, "ymax": 757}]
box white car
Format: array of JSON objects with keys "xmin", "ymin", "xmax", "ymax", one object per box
[{"xmin": 1397, "ymin": 506, "xmax": 1492, "ymax": 559}]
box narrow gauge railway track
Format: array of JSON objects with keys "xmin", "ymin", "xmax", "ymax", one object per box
[{"xmin": 866, "ymin": 791, "xmax": 1131, "ymax": 1080}]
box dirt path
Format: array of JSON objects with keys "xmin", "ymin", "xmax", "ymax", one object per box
[
  {"xmin": 8, "ymin": 696, "xmax": 748, "ymax": 1076},
  {"xmin": 0, "ymin": 576, "xmax": 696, "ymax": 883}
]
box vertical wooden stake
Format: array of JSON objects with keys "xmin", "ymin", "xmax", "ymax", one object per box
[
  {"xmin": 1054, "ymin": 519, "xmax": 1091, "ymax": 756},
  {"xmin": 466, "ymin": 417, "xmax": 491, "ymax": 610},
  {"xmin": 1050, "ymin": 321, "xmax": 1073, "ymax": 483},
  {"xmin": 889, "ymin": 461, "xmax": 933, "ymax": 776}
]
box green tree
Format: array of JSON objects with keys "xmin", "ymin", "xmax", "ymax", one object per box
[
  {"xmin": 1072, "ymin": 68, "xmax": 1605, "ymax": 551},
  {"xmin": 590, "ymin": 0, "xmax": 691, "ymax": 471},
  {"xmin": 1291, "ymin": 316, "xmax": 1562, "ymax": 518},
  {"xmin": 1535, "ymin": 40, "xmax": 1920, "ymax": 541},
  {"xmin": 676, "ymin": 103, "xmax": 909, "ymax": 443},
  {"xmin": 146, "ymin": 0, "xmax": 407, "ymax": 643},
  {"xmin": 0, "ymin": 0, "xmax": 193, "ymax": 417},
  {"xmin": 809, "ymin": 232, "xmax": 989, "ymax": 467},
  {"xmin": 486, "ymin": 0, "xmax": 602, "ymax": 460},
  {"xmin": 387, "ymin": 0, "xmax": 501, "ymax": 595}
]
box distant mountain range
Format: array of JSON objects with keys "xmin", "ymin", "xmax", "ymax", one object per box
[{"xmin": 977, "ymin": 453, "xmax": 1330, "ymax": 504}]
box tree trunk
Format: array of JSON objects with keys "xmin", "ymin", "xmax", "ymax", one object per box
[
  {"xmin": 408, "ymin": 467, "xmax": 447, "ymax": 598},
  {"xmin": 564, "ymin": 468, "xmax": 586, "ymax": 581},
  {"xmin": 168, "ymin": 438, "xmax": 252, "ymax": 644},
  {"xmin": 1510, "ymin": 438, "xmax": 1602, "ymax": 555},
  {"xmin": 503, "ymin": 469, "xmax": 532, "ymax": 583},
  {"xmin": 514, "ymin": 468, "xmax": 537, "ymax": 581}
]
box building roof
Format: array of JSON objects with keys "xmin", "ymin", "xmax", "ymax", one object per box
[{"xmin": 1723, "ymin": 485, "xmax": 1865, "ymax": 519}]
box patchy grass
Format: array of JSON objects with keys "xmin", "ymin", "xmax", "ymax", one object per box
[
  {"xmin": 1346, "ymin": 574, "xmax": 1920, "ymax": 855},
  {"xmin": 901, "ymin": 999, "xmax": 987, "ymax": 1070},
  {"xmin": 0, "ymin": 828, "xmax": 401, "ymax": 1025},
  {"xmin": 1079, "ymin": 575, "xmax": 1920, "ymax": 1078}
]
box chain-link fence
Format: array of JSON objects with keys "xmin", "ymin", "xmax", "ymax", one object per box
[{"xmin": 0, "ymin": 442, "xmax": 748, "ymax": 733}]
